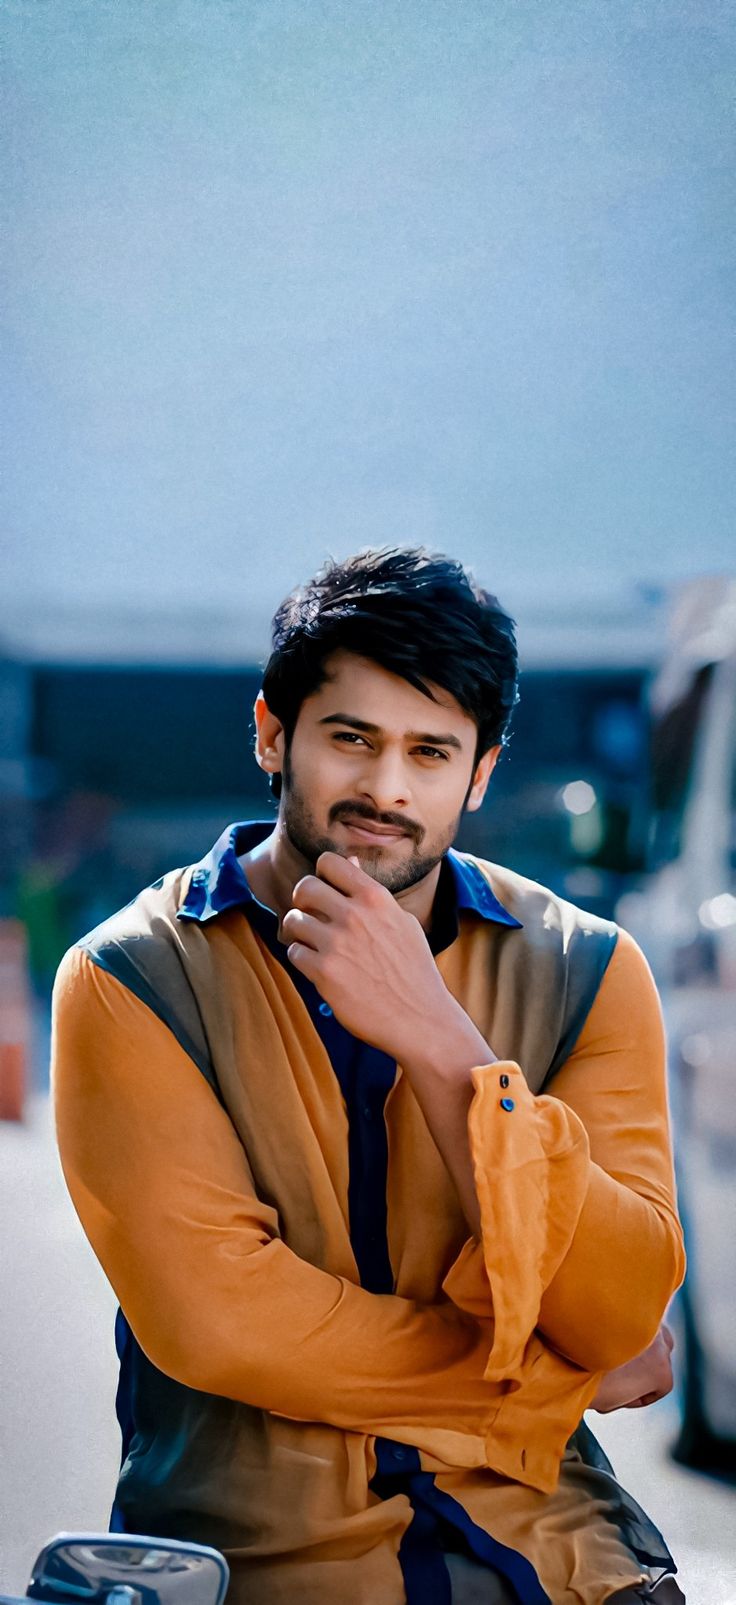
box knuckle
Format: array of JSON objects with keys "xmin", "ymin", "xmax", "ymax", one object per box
[
  {"xmin": 364, "ymin": 878, "xmax": 385, "ymax": 906},
  {"xmin": 293, "ymin": 876, "xmax": 319, "ymax": 908},
  {"xmin": 356, "ymin": 888, "xmax": 379, "ymax": 921}
]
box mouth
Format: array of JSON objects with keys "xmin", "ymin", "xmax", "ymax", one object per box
[{"xmin": 336, "ymin": 815, "xmax": 411, "ymax": 844}]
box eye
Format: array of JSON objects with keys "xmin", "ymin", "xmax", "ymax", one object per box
[
  {"xmin": 415, "ymin": 746, "xmax": 449, "ymax": 761},
  {"xmin": 333, "ymin": 731, "xmax": 370, "ymax": 746}
]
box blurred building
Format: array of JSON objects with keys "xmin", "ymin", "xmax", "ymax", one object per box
[{"xmin": 1, "ymin": 588, "xmax": 668, "ymax": 979}]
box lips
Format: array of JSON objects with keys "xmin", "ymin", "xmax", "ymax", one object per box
[{"xmin": 337, "ymin": 816, "xmax": 410, "ymax": 840}]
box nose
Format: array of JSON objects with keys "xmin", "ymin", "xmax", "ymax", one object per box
[{"xmin": 354, "ymin": 745, "xmax": 412, "ymax": 813}]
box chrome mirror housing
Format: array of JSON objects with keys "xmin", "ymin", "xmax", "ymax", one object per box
[{"xmin": 26, "ymin": 1533, "xmax": 229, "ymax": 1605}]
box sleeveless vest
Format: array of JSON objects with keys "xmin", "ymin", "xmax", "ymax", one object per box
[{"xmin": 75, "ymin": 853, "xmax": 667, "ymax": 1571}]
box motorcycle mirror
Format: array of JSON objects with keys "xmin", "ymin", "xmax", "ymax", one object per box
[{"xmin": 25, "ymin": 1533, "xmax": 229, "ymax": 1605}]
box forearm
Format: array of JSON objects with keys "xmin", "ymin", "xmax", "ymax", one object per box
[
  {"xmin": 403, "ymin": 996, "xmax": 680, "ymax": 1370},
  {"xmin": 52, "ymin": 947, "xmax": 498, "ymax": 1448},
  {"xmin": 436, "ymin": 929, "xmax": 686, "ymax": 1378},
  {"xmin": 534, "ymin": 928, "xmax": 686, "ymax": 1368},
  {"xmin": 65, "ymin": 1164, "xmax": 499, "ymax": 1439},
  {"xmin": 401, "ymin": 997, "xmax": 497, "ymax": 1240},
  {"xmin": 536, "ymin": 1163, "xmax": 685, "ymax": 1370}
]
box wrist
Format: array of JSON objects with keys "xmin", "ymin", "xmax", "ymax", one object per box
[{"xmin": 402, "ymin": 995, "xmax": 497, "ymax": 1084}]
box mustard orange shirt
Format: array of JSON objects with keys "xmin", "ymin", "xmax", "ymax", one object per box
[{"xmin": 51, "ymin": 825, "xmax": 687, "ymax": 1604}]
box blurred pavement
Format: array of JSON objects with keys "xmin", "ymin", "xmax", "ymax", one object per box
[{"xmin": 2, "ymin": 1095, "xmax": 735, "ymax": 1603}]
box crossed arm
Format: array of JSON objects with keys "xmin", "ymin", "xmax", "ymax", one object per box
[
  {"xmin": 51, "ymin": 863, "xmax": 685, "ymax": 1453},
  {"xmin": 283, "ymin": 852, "xmax": 686, "ymax": 1389}
]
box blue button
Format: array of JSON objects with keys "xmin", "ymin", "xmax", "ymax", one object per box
[
  {"xmin": 318, "ymin": 1002, "xmax": 333, "ymax": 1017},
  {"xmin": 499, "ymin": 1073, "xmax": 510, "ymax": 1088},
  {"xmin": 500, "ymin": 1097, "xmax": 515, "ymax": 1112}
]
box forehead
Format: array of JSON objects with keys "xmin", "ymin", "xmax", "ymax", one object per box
[{"xmin": 302, "ymin": 650, "xmax": 475, "ymax": 739}]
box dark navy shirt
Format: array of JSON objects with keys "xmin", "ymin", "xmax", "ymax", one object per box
[
  {"xmin": 180, "ymin": 819, "xmax": 522, "ymax": 1298},
  {"xmin": 175, "ymin": 824, "xmax": 552, "ymax": 1604}
]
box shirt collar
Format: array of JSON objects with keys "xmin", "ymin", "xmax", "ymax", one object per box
[
  {"xmin": 448, "ymin": 846, "xmax": 523, "ymax": 928},
  {"xmin": 177, "ymin": 819, "xmax": 522, "ymax": 930}
]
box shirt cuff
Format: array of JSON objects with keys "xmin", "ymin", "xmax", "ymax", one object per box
[{"xmin": 442, "ymin": 1061, "xmax": 591, "ymax": 1383}]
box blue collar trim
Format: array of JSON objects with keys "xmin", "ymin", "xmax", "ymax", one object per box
[
  {"xmin": 177, "ymin": 820, "xmax": 522, "ymax": 930},
  {"xmin": 448, "ymin": 846, "xmax": 523, "ymax": 928}
]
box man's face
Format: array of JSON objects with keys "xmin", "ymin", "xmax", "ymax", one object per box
[{"xmin": 267, "ymin": 651, "xmax": 499, "ymax": 895}]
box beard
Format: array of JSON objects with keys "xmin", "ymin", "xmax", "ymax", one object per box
[{"xmin": 279, "ymin": 748, "xmax": 467, "ymax": 895}]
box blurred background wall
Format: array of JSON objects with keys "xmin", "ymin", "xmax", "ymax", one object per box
[
  {"xmin": 2, "ymin": 0, "xmax": 733, "ymax": 984},
  {"xmin": 3, "ymin": 1, "xmax": 733, "ymax": 621},
  {"xmin": 1, "ymin": 2, "xmax": 735, "ymax": 1597}
]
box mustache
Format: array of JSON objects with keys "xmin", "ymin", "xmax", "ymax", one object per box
[{"xmin": 329, "ymin": 800, "xmax": 423, "ymax": 843}]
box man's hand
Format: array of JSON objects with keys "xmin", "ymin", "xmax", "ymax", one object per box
[
  {"xmin": 283, "ymin": 849, "xmax": 499, "ymax": 1236},
  {"xmin": 589, "ymin": 1322, "xmax": 675, "ymax": 1412},
  {"xmin": 282, "ymin": 851, "xmax": 462, "ymax": 1065}
]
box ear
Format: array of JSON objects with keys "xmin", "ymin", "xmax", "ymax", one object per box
[
  {"xmin": 465, "ymin": 745, "xmax": 502, "ymax": 813},
  {"xmin": 253, "ymin": 691, "xmax": 286, "ymax": 780}
]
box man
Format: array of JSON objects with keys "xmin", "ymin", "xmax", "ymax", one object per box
[{"xmin": 52, "ymin": 548, "xmax": 687, "ymax": 1604}]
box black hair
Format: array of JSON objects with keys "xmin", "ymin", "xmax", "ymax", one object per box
[{"xmin": 260, "ymin": 546, "xmax": 519, "ymax": 799}]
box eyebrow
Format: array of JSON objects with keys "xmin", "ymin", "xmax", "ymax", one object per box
[{"xmin": 317, "ymin": 713, "xmax": 464, "ymax": 751}]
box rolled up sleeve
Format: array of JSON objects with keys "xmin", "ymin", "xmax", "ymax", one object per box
[{"xmin": 442, "ymin": 928, "xmax": 686, "ymax": 1377}]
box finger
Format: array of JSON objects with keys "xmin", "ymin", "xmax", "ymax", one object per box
[
  {"xmin": 291, "ymin": 875, "xmax": 348, "ymax": 920},
  {"xmin": 281, "ymin": 909, "xmax": 328, "ymax": 951},
  {"xmin": 286, "ymin": 941, "xmax": 322, "ymax": 981},
  {"xmin": 315, "ymin": 850, "xmax": 378, "ymax": 895}
]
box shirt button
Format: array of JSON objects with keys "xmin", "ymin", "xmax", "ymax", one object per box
[
  {"xmin": 500, "ymin": 1097, "xmax": 515, "ymax": 1112},
  {"xmin": 363, "ymin": 1105, "xmax": 373, "ymax": 1121},
  {"xmin": 499, "ymin": 1073, "xmax": 510, "ymax": 1088},
  {"xmin": 318, "ymin": 1002, "xmax": 333, "ymax": 1018}
]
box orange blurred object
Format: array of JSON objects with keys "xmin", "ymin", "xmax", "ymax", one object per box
[{"xmin": 0, "ymin": 921, "xmax": 30, "ymax": 1121}]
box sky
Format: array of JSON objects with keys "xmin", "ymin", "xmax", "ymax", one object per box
[{"xmin": 2, "ymin": 0, "xmax": 734, "ymax": 658}]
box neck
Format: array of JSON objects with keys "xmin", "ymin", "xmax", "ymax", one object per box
[
  {"xmin": 239, "ymin": 819, "xmax": 442, "ymax": 935},
  {"xmin": 239, "ymin": 820, "xmax": 313, "ymax": 931}
]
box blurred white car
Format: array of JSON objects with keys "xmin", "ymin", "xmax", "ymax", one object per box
[{"xmin": 617, "ymin": 576, "xmax": 736, "ymax": 1472}]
